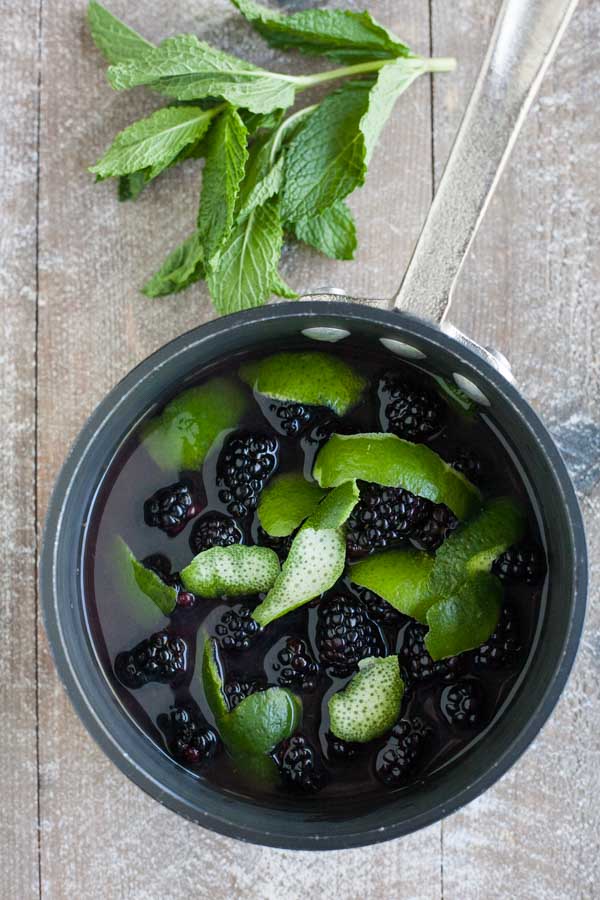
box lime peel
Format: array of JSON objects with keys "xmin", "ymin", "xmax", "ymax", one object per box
[
  {"xmin": 202, "ymin": 638, "xmax": 300, "ymax": 772},
  {"xmin": 313, "ymin": 433, "xmax": 480, "ymax": 520},
  {"xmin": 328, "ymin": 655, "xmax": 404, "ymax": 743},
  {"xmin": 425, "ymin": 574, "xmax": 503, "ymax": 659},
  {"xmin": 350, "ymin": 549, "xmax": 435, "ymax": 623},
  {"xmin": 258, "ymin": 472, "xmax": 325, "ymax": 537},
  {"xmin": 239, "ymin": 351, "xmax": 367, "ymax": 416},
  {"xmin": 252, "ymin": 526, "xmax": 346, "ymax": 626},
  {"xmin": 306, "ymin": 480, "xmax": 360, "ymax": 530},
  {"xmin": 181, "ymin": 545, "xmax": 280, "ymax": 598},
  {"xmin": 114, "ymin": 536, "xmax": 176, "ymax": 617},
  {"xmin": 141, "ymin": 376, "xmax": 247, "ymax": 471}
]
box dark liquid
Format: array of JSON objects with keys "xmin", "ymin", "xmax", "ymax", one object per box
[{"xmin": 84, "ymin": 338, "xmax": 546, "ymax": 807}]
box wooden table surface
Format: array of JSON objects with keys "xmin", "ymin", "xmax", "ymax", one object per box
[{"xmin": 2, "ymin": 0, "xmax": 599, "ymax": 897}]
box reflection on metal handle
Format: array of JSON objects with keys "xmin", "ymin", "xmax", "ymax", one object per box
[{"xmin": 393, "ymin": 0, "xmax": 578, "ymax": 323}]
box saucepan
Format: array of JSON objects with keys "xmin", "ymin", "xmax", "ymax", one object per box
[{"xmin": 41, "ymin": 0, "xmax": 586, "ymax": 849}]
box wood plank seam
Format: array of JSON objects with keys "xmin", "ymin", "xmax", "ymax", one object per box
[{"xmin": 34, "ymin": 1, "xmax": 44, "ymax": 898}]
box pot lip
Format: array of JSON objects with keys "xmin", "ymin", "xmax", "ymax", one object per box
[{"xmin": 40, "ymin": 301, "xmax": 588, "ymax": 851}]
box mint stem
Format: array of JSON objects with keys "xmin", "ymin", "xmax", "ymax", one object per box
[
  {"xmin": 424, "ymin": 57, "xmax": 457, "ymax": 73},
  {"xmin": 294, "ymin": 56, "xmax": 456, "ymax": 91}
]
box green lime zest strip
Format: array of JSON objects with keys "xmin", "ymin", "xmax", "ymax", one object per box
[
  {"xmin": 425, "ymin": 574, "xmax": 503, "ymax": 660},
  {"xmin": 239, "ymin": 351, "xmax": 367, "ymax": 416},
  {"xmin": 252, "ymin": 526, "xmax": 346, "ymax": 626},
  {"xmin": 202, "ymin": 635, "xmax": 229, "ymax": 719},
  {"xmin": 141, "ymin": 376, "xmax": 248, "ymax": 470},
  {"xmin": 432, "ymin": 374, "xmax": 477, "ymax": 415},
  {"xmin": 313, "ymin": 433, "xmax": 480, "ymax": 520},
  {"xmin": 350, "ymin": 549, "xmax": 435, "ymax": 623},
  {"xmin": 223, "ymin": 686, "xmax": 301, "ymax": 755},
  {"xmin": 258, "ymin": 472, "xmax": 325, "ymax": 537},
  {"xmin": 201, "ymin": 638, "xmax": 300, "ymax": 779},
  {"xmin": 328, "ymin": 655, "xmax": 404, "ymax": 743},
  {"xmin": 429, "ymin": 497, "xmax": 526, "ymax": 595},
  {"xmin": 181, "ymin": 545, "xmax": 280, "ymax": 598},
  {"xmin": 114, "ymin": 536, "xmax": 177, "ymax": 617},
  {"xmin": 306, "ymin": 480, "xmax": 359, "ymax": 530}
]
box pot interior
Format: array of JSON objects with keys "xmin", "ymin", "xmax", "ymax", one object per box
[{"xmin": 42, "ymin": 302, "xmax": 586, "ymax": 849}]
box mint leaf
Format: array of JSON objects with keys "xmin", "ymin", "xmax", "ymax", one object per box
[
  {"xmin": 281, "ymin": 82, "xmax": 369, "ymax": 222},
  {"xmin": 108, "ymin": 35, "xmax": 297, "ymax": 113},
  {"xmin": 88, "ymin": 1, "xmax": 154, "ymax": 65},
  {"xmin": 118, "ymin": 170, "xmax": 148, "ymax": 202},
  {"xmin": 230, "ymin": 0, "xmax": 410, "ymax": 63},
  {"xmin": 89, "ymin": 106, "xmax": 216, "ymax": 178},
  {"xmin": 293, "ymin": 200, "xmax": 357, "ymax": 260},
  {"xmin": 282, "ymin": 59, "xmax": 427, "ymax": 221},
  {"xmin": 237, "ymin": 154, "xmax": 284, "ymax": 221},
  {"xmin": 242, "ymin": 108, "xmax": 285, "ymax": 134},
  {"xmin": 271, "ymin": 270, "xmax": 298, "ymax": 299},
  {"xmin": 142, "ymin": 233, "xmax": 204, "ymax": 297},
  {"xmin": 425, "ymin": 575, "xmax": 503, "ymax": 660},
  {"xmin": 207, "ymin": 198, "xmax": 283, "ymax": 314},
  {"xmin": 359, "ymin": 57, "xmax": 426, "ymax": 165},
  {"xmin": 198, "ymin": 107, "xmax": 248, "ymax": 264}
]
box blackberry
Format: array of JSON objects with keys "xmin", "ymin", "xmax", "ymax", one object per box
[
  {"xmin": 224, "ymin": 678, "xmax": 264, "ymax": 710},
  {"xmin": 354, "ymin": 586, "xmax": 403, "ymax": 626},
  {"xmin": 215, "ymin": 604, "xmax": 261, "ymax": 652},
  {"xmin": 302, "ymin": 414, "xmax": 353, "ymax": 447},
  {"xmin": 217, "ymin": 432, "xmax": 279, "ymax": 518},
  {"xmin": 327, "ymin": 733, "xmax": 360, "ymax": 762},
  {"xmin": 256, "ymin": 526, "xmax": 293, "ymax": 562},
  {"xmin": 115, "ymin": 631, "xmax": 187, "ymax": 689},
  {"xmin": 474, "ymin": 606, "xmax": 521, "ymax": 669},
  {"xmin": 380, "ymin": 374, "xmax": 444, "ymax": 441},
  {"xmin": 273, "ymin": 637, "xmax": 320, "ymax": 692},
  {"xmin": 278, "ymin": 735, "xmax": 325, "ymax": 792},
  {"xmin": 158, "ymin": 706, "xmax": 219, "ymax": 766},
  {"xmin": 399, "ymin": 622, "xmax": 465, "ymax": 683},
  {"xmin": 189, "ymin": 511, "xmax": 243, "ymax": 555},
  {"xmin": 451, "ymin": 448, "xmax": 484, "ymax": 484},
  {"xmin": 493, "ymin": 544, "xmax": 546, "ymax": 585},
  {"xmin": 141, "ymin": 553, "xmax": 174, "ymax": 582},
  {"xmin": 441, "ymin": 680, "xmax": 485, "ymax": 729},
  {"xmin": 376, "ymin": 718, "xmax": 430, "ymax": 786},
  {"xmin": 346, "ymin": 483, "xmax": 428, "ymax": 557},
  {"xmin": 267, "ymin": 400, "xmax": 315, "ymax": 437},
  {"xmin": 414, "ymin": 504, "xmax": 459, "ymax": 551},
  {"xmin": 317, "ymin": 594, "xmax": 385, "ymax": 676},
  {"xmin": 176, "ymin": 591, "xmax": 197, "ymax": 609},
  {"xmin": 143, "ymin": 481, "xmax": 197, "ymax": 536}
]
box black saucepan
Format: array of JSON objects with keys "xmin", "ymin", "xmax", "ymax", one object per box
[{"xmin": 40, "ymin": 0, "xmax": 586, "ymax": 849}]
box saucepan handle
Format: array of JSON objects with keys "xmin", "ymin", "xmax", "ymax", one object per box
[{"xmin": 392, "ymin": 0, "xmax": 578, "ymax": 323}]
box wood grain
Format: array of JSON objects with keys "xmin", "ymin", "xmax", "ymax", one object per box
[
  {"xmin": 0, "ymin": 2, "xmax": 41, "ymax": 898},
  {"xmin": 432, "ymin": 1, "xmax": 600, "ymax": 897},
  {"xmin": 35, "ymin": 3, "xmax": 440, "ymax": 899},
  {"xmin": 0, "ymin": 0, "xmax": 590, "ymax": 896}
]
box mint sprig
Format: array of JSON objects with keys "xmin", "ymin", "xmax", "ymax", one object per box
[{"xmin": 88, "ymin": 1, "xmax": 455, "ymax": 316}]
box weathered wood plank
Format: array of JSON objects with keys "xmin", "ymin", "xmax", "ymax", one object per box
[
  {"xmin": 36, "ymin": 2, "xmax": 440, "ymax": 897},
  {"xmin": 0, "ymin": 2, "xmax": 41, "ymax": 898},
  {"xmin": 432, "ymin": 1, "xmax": 600, "ymax": 897}
]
